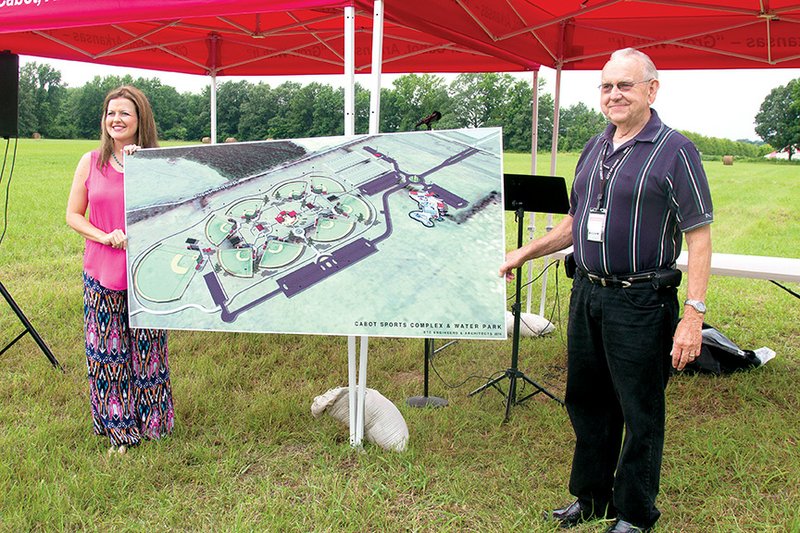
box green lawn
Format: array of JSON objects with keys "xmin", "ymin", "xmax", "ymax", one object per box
[{"xmin": 1, "ymin": 139, "xmax": 798, "ymax": 531}]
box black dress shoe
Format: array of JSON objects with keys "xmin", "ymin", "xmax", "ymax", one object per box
[
  {"xmin": 604, "ymin": 519, "xmax": 653, "ymax": 532},
  {"xmin": 543, "ymin": 500, "xmax": 596, "ymax": 528}
]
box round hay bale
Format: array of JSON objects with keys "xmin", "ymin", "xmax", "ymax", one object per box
[
  {"xmin": 201, "ymin": 136, "xmax": 211, "ymax": 144},
  {"xmin": 722, "ymin": 155, "xmax": 734, "ymax": 165},
  {"xmin": 224, "ymin": 137, "xmax": 237, "ymax": 143},
  {"xmin": 32, "ymin": 132, "xmax": 41, "ymax": 139}
]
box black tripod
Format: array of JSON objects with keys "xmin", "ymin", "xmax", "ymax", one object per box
[
  {"xmin": 469, "ymin": 173, "xmax": 569, "ymax": 421},
  {"xmin": 1, "ymin": 280, "xmax": 62, "ymax": 370}
]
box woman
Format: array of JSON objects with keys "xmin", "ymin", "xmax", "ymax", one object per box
[{"xmin": 66, "ymin": 86, "xmax": 174, "ymax": 455}]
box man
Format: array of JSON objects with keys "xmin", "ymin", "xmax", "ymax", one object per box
[{"xmin": 499, "ymin": 48, "xmax": 713, "ymax": 532}]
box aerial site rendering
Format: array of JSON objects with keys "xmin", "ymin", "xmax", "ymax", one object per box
[{"xmin": 125, "ymin": 128, "xmax": 507, "ymax": 339}]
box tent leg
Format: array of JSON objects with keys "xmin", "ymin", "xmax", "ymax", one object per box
[
  {"xmin": 538, "ymin": 64, "xmax": 562, "ymax": 316},
  {"xmin": 210, "ymin": 74, "xmax": 217, "ymax": 144},
  {"xmin": 368, "ymin": 0, "xmax": 384, "ymax": 134},
  {"xmin": 343, "ymin": 6, "xmax": 355, "ymax": 136},
  {"xmin": 525, "ymin": 70, "xmax": 539, "ymax": 314}
]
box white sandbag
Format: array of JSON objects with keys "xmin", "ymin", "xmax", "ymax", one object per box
[
  {"xmin": 311, "ymin": 387, "xmax": 409, "ymax": 452},
  {"xmin": 505, "ymin": 310, "xmax": 555, "ymax": 337}
]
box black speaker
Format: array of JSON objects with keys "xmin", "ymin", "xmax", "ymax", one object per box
[{"xmin": 0, "ymin": 52, "xmax": 19, "ymax": 139}]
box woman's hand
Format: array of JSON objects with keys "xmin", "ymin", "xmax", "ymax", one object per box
[
  {"xmin": 102, "ymin": 229, "xmax": 128, "ymax": 250},
  {"xmin": 123, "ymin": 144, "xmax": 141, "ymax": 155}
]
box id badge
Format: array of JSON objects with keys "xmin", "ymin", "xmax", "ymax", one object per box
[{"xmin": 587, "ymin": 208, "xmax": 607, "ymax": 242}]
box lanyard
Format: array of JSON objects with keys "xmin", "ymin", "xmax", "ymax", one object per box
[{"xmin": 595, "ymin": 143, "xmax": 631, "ymax": 209}]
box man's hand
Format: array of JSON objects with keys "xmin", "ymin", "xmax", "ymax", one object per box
[
  {"xmin": 497, "ymin": 215, "xmax": 574, "ymax": 282},
  {"xmin": 498, "ymin": 248, "xmax": 530, "ymax": 281},
  {"xmin": 671, "ymin": 308, "xmax": 704, "ymax": 370}
]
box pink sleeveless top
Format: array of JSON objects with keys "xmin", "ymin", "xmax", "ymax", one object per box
[{"xmin": 83, "ymin": 150, "xmax": 128, "ymax": 291}]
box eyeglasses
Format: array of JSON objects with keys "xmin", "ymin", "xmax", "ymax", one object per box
[{"xmin": 598, "ymin": 79, "xmax": 653, "ymax": 93}]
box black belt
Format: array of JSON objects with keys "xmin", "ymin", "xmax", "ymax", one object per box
[{"xmin": 577, "ymin": 268, "xmax": 661, "ymax": 288}]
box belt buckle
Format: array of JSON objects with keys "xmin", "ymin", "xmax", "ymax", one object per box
[
  {"xmin": 599, "ymin": 277, "xmax": 607, "ymax": 287},
  {"xmin": 621, "ymin": 280, "xmax": 631, "ymax": 288}
]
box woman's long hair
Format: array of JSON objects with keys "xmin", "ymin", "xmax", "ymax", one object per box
[{"xmin": 98, "ymin": 85, "xmax": 159, "ymax": 169}]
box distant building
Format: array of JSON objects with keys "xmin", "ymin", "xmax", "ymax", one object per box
[{"xmin": 764, "ymin": 145, "xmax": 798, "ymax": 160}]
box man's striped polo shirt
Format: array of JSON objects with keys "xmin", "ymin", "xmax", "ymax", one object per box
[{"xmin": 569, "ymin": 109, "xmax": 714, "ymax": 276}]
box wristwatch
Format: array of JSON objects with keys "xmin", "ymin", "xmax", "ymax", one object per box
[{"xmin": 684, "ymin": 299, "xmax": 707, "ymax": 314}]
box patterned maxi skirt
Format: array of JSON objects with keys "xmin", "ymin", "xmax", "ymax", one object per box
[{"xmin": 83, "ymin": 272, "xmax": 174, "ymax": 447}]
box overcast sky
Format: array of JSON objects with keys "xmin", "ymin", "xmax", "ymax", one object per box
[{"xmin": 22, "ymin": 56, "xmax": 800, "ymax": 142}]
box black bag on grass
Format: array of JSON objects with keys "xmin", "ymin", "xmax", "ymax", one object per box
[{"xmin": 683, "ymin": 324, "xmax": 762, "ymax": 375}]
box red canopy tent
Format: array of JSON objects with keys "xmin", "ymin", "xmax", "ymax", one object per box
[
  {"xmin": 5, "ymin": 0, "xmax": 798, "ymax": 72},
  {"xmin": 0, "ymin": 0, "xmax": 540, "ymax": 143},
  {"xmin": 0, "ymin": 0, "xmax": 535, "ymax": 76},
  {"xmin": 4, "ymin": 0, "xmax": 798, "ymax": 187},
  {"xmin": 373, "ymin": 0, "xmax": 800, "ymax": 70}
]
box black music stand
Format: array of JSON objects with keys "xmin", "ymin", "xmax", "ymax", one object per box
[
  {"xmin": 1, "ymin": 280, "xmax": 62, "ymax": 370},
  {"xmin": 469, "ymin": 173, "xmax": 569, "ymax": 421}
]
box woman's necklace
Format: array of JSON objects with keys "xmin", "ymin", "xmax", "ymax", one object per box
[{"xmin": 111, "ymin": 150, "xmax": 124, "ymax": 168}]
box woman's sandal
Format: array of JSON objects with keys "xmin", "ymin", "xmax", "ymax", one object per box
[{"xmin": 106, "ymin": 445, "xmax": 127, "ymax": 456}]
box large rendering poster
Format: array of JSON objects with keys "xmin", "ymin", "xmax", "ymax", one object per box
[{"xmin": 125, "ymin": 128, "xmax": 506, "ymax": 339}]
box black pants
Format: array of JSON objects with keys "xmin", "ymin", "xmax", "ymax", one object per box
[{"xmin": 566, "ymin": 272, "xmax": 679, "ymax": 528}]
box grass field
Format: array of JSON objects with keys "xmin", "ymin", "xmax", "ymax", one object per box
[{"xmin": 1, "ymin": 139, "xmax": 798, "ymax": 532}]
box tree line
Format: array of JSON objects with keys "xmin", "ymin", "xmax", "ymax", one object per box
[
  {"xmin": 755, "ymin": 78, "xmax": 800, "ymax": 160},
  {"xmin": 18, "ymin": 62, "xmax": 780, "ymax": 158}
]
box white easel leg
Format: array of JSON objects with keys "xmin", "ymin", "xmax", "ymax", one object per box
[
  {"xmin": 348, "ymin": 335, "xmax": 357, "ymax": 446},
  {"xmin": 347, "ymin": 335, "xmax": 369, "ymax": 448},
  {"xmin": 356, "ymin": 336, "xmax": 368, "ymax": 444}
]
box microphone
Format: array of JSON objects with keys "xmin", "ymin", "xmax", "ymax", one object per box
[{"xmin": 414, "ymin": 111, "xmax": 442, "ymax": 130}]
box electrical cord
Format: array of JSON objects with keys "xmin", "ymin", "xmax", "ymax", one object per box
[
  {"xmin": 769, "ymin": 279, "xmax": 800, "ymax": 300},
  {"xmin": 515, "ymin": 264, "xmax": 567, "ymax": 400},
  {"xmin": 0, "ymin": 136, "xmax": 18, "ymax": 248},
  {"xmin": 428, "ymin": 350, "xmax": 503, "ymax": 391},
  {"xmin": 427, "ymin": 258, "xmax": 570, "ymax": 395},
  {"xmin": 508, "ymin": 258, "xmax": 567, "ymax": 349},
  {"xmin": 507, "ymin": 258, "xmax": 560, "ymax": 299}
]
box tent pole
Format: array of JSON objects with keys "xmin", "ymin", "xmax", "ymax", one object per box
[
  {"xmin": 343, "ymin": 4, "xmax": 365, "ymax": 448},
  {"xmin": 344, "ymin": 5, "xmax": 355, "ymax": 136},
  {"xmin": 347, "ymin": 0, "xmax": 385, "ymax": 448},
  {"xmin": 525, "ymin": 69, "xmax": 539, "ymax": 315},
  {"xmin": 207, "ymin": 32, "xmax": 219, "ymax": 145},
  {"xmin": 368, "ymin": 0, "xmax": 384, "ymax": 134},
  {"xmin": 210, "ymin": 74, "xmax": 217, "ymax": 144},
  {"xmin": 549, "ymin": 66, "xmax": 562, "ymax": 176},
  {"xmin": 538, "ymin": 64, "xmax": 562, "ymax": 317}
]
